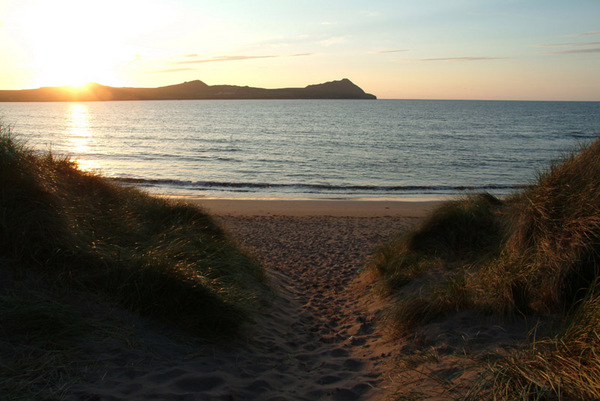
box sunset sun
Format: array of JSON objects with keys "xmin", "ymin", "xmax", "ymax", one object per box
[
  {"xmin": 20, "ymin": 3, "xmax": 111, "ymax": 87},
  {"xmin": 14, "ymin": 0, "xmax": 170, "ymax": 88}
]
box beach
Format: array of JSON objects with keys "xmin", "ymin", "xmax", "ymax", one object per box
[
  {"xmin": 168, "ymin": 196, "xmax": 441, "ymax": 217},
  {"xmin": 67, "ymin": 198, "xmax": 436, "ymax": 400},
  {"xmin": 67, "ymin": 197, "xmax": 526, "ymax": 400}
]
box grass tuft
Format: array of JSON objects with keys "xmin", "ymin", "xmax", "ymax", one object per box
[
  {"xmin": 373, "ymin": 192, "xmax": 504, "ymax": 330},
  {"xmin": 476, "ymin": 282, "xmax": 600, "ymax": 400},
  {"xmin": 406, "ymin": 193, "xmax": 504, "ymax": 260}
]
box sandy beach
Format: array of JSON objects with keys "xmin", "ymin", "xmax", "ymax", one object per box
[
  {"xmin": 162, "ymin": 196, "xmax": 442, "ymax": 217},
  {"xmin": 69, "ymin": 198, "xmax": 520, "ymax": 400}
]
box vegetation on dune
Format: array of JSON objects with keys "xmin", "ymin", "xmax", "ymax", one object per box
[
  {"xmin": 478, "ymin": 283, "xmax": 600, "ymax": 400},
  {"xmin": 372, "ymin": 138, "xmax": 600, "ymax": 399},
  {"xmin": 373, "ymin": 193, "xmax": 506, "ymax": 329},
  {"xmin": 0, "ymin": 125, "xmax": 271, "ymax": 398}
]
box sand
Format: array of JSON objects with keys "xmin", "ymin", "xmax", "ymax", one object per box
[
  {"xmin": 168, "ymin": 197, "xmax": 441, "ymax": 218},
  {"xmin": 68, "ymin": 198, "xmax": 523, "ymax": 400}
]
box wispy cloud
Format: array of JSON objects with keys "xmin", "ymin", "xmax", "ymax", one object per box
[
  {"xmin": 535, "ymin": 38, "xmax": 600, "ymax": 55},
  {"xmin": 360, "ymin": 10, "xmax": 381, "ymax": 18},
  {"xmin": 172, "ymin": 53, "xmax": 314, "ymax": 65},
  {"xmin": 154, "ymin": 67, "xmax": 197, "ymax": 74},
  {"xmin": 546, "ymin": 47, "xmax": 600, "ymax": 55},
  {"xmin": 127, "ymin": 55, "xmax": 142, "ymax": 65},
  {"xmin": 152, "ymin": 53, "xmax": 315, "ymax": 74},
  {"xmin": 415, "ymin": 56, "xmax": 506, "ymax": 62},
  {"xmin": 370, "ymin": 49, "xmax": 409, "ymax": 54},
  {"xmin": 321, "ymin": 21, "xmax": 336, "ymax": 25},
  {"xmin": 535, "ymin": 41, "xmax": 600, "ymax": 47},
  {"xmin": 566, "ymin": 30, "xmax": 600, "ymax": 37},
  {"xmin": 319, "ymin": 36, "xmax": 346, "ymax": 46},
  {"xmin": 176, "ymin": 55, "xmax": 277, "ymax": 64}
]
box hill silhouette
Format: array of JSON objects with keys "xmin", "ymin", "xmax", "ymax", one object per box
[{"xmin": 0, "ymin": 79, "xmax": 376, "ymax": 101}]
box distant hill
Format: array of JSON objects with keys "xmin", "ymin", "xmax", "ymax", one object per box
[{"xmin": 0, "ymin": 79, "xmax": 376, "ymax": 102}]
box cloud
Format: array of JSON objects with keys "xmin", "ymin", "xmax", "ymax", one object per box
[
  {"xmin": 415, "ymin": 56, "xmax": 506, "ymax": 62},
  {"xmin": 321, "ymin": 21, "xmax": 336, "ymax": 25},
  {"xmin": 154, "ymin": 67, "xmax": 197, "ymax": 74},
  {"xmin": 177, "ymin": 55, "xmax": 276, "ymax": 64},
  {"xmin": 534, "ymin": 37, "xmax": 600, "ymax": 55},
  {"xmin": 128, "ymin": 54, "xmax": 142, "ymax": 65},
  {"xmin": 319, "ymin": 36, "xmax": 346, "ymax": 46},
  {"xmin": 535, "ymin": 38, "xmax": 600, "ymax": 55},
  {"xmin": 566, "ymin": 30, "xmax": 600, "ymax": 37},
  {"xmin": 546, "ymin": 47, "xmax": 600, "ymax": 55},
  {"xmin": 360, "ymin": 10, "xmax": 381, "ymax": 17},
  {"xmin": 370, "ymin": 49, "xmax": 409, "ymax": 54},
  {"xmin": 171, "ymin": 53, "xmax": 314, "ymax": 65},
  {"xmin": 535, "ymin": 41, "xmax": 600, "ymax": 47}
]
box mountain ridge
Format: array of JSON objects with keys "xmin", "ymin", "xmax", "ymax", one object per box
[{"xmin": 0, "ymin": 79, "xmax": 376, "ymax": 101}]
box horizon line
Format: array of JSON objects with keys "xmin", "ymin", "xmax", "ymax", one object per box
[{"xmin": 1, "ymin": 81, "xmax": 599, "ymax": 103}]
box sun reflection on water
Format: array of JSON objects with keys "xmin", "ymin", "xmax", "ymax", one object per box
[{"xmin": 66, "ymin": 104, "xmax": 100, "ymax": 171}]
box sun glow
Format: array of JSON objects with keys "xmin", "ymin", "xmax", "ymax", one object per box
[
  {"xmin": 66, "ymin": 103, "xmax": 101, "ymax": 171},
  {"xmin": 16, "ymin": 0, "xmax": 172, "ymax": 88},
  {"xmin": 66, "ymin": 104, "xmax": 92, "ymax": 153}
]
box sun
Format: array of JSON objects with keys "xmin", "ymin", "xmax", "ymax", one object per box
[
  {"xmin": 8, "ymin": 0, "xmax": 178, "ymax": 89},
  {"xmin": 35, "ymin": 54, "xmax": 115, "ymax": 90},
  {"xmin": 35, "ymin": 60, "xmax": 102, "ymax": 89},
  {"xmin": 20, "ymin": 2, "xmax": 118, "ymax": 88},
  {"xmin": 18, "ymin": 0, "xmax": 167, "ymax": 88}
]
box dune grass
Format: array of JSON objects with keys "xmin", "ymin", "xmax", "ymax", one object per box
[
  {"xmin": 0, "ymin": 126, "xmax": 270, "ymax": 336},
  {"xmin": 0, "ymin": 125, "xmax": 271, "ymax": 399},
  {"xmin": 477, "ymin": 283, "xmax": 600, "ymax": 400},
  {"xmin": 372, "ymin": 138, "xmax": 600, "ymax": 399},
  {"xmin": 373, "ymin": 193, "xmax": 506, "ymax": 330}
]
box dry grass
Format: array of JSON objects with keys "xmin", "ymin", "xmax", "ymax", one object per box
[
  {"xmin": 373, "ymin": 137, "xmax": 600, "ymax": 399},
  {"xmin": 373, "ymin": 192, "xmax": 505, "ymax": 332},
  {"xmin": 0, "ymin": 127, "xmax": 270, "ymax": 336},
  {"xmin": 0, "ymin": 125, "xmax": 272, "ymax": 399},
  {"xmin": 469, "ymin": 283, "xmax": 600, "ymax": 400}
]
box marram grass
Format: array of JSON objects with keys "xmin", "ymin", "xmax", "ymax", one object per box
[
  {"xmin": 0, "ymin": 126, "xmax": 267, "ymax": 336},
  {"xmin": 372, "ymin": 137, "xmax": 600, "ymax": 399},
  {"xmin": 468, "ymin": 283, "xmax": 600, "ymax": 400},
  {"xmin": 0, "ymin": 128, "xmax": 270, "ymax": 337},
  {"xmin": 0, "ymin": 125, "xmax": 271, "ymax": 398}
]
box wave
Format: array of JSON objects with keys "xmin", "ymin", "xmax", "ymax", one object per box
[
  {"xmin": 112, "ymin": 177, "xmax": 527, "ymax": 195},
  {"xmin": 568, "ymin": 131, "xmax": 600, "ymax": 139}
]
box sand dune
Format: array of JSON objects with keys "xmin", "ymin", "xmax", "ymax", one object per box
[
  {"xmin": 69, "ymin": 210, "xmax": 419, "ymax": 400},
  {"xmin": 68, "ymin": 199, "xmax": 522, "ymax": 400}
]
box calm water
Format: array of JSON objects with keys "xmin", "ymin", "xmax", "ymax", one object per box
[{"xmin": 1, "ymin": 99, "xmax": 599, "ymax": 199}]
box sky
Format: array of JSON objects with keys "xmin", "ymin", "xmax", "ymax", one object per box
[{"xmin": 1, "ymin": 0, "xmax": 599, "ymax": 100}]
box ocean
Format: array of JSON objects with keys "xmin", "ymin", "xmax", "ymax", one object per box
[{"xmin": 1, "ymin": 99, "xmax": 599, "ymax": 199}]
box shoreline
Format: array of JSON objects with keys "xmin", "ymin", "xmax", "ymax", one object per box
[{"xmin": 161, "ymin": 195, "xmax": 443, "ymax": 217}]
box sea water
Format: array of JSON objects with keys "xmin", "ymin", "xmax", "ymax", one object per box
[{"xmin": 1, "ymin": 99, "xmax": 599, "ymax": 199}]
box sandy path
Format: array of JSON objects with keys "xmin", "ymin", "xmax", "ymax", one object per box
[
  {"xmin": 69, "ymin": 215, "xmax": 418, "ymax": 401},
  {"xmin": 214, "ymin": 216, "xmax": 418, "ymax": 400}
]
